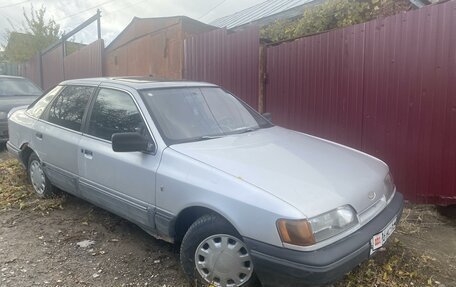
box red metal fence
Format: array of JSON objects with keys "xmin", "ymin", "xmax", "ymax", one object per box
[
  {"xmin": 65, "ymin": 39, "xmax": 104, "ymax": 81},
  {"xmin": 266, "ymin": 24, "xmax": 365, "ymax": 150},
  {"xmin": 184, "ymin": 27, "xmax": 260, "ymax": 108},
  {"xmin": 265, "ymin": 1, "xmax": 456, "ymax": 204},
  {"xmin": 41, "ymin": 46, "xmax": 64, "ymax": 90},
  {"xmin": 19, "ymin": 53, "xmax": 41, "ymax": 87},
  {"xmin": 20, "ymin": 39, "xmax": 104, "ymax": 90}
]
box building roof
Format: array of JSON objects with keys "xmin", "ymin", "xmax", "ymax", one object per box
[
  {"xmin": 210, "ymin": 0, "xmax": 432, "ymax": 30},
  {"xmin": 209, "ymin": 0, "xmax": 319, "ymax": 29}
]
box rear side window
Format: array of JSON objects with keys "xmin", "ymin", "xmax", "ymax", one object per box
[
  {"xmin": 27, "ymin": 85, "xmax": 63, "ymax": 118},
  {"xmin": 47, "ymin": 86, "xmax": 94, "ymax": 131},
  {"xmin": 87, "ymin": 88, "xmax": 145, "ymax": 141}
]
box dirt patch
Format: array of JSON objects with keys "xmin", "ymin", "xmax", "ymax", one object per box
[
  {"xmin": 336, "ymin": 204, "xmax": 456, "ymax": 287},
  {"xmin": 0, "ymin": 145, "xmax": 10, "ymax": 162},
  {"xmin": 1, "ymin": 152, "xmax": 455, "ymax": 287},
  {"xmin": 0, "ymin": 200, "xmax": 186, "ymax": 287}
]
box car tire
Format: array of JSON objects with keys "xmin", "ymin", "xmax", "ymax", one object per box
[
  {"xmin": 180, "ymin": 214, "xmax": 259, "ymax": 287},
  {"xmin": 27, "ymin": 152, "xmax": 54, "ymax": 198}
]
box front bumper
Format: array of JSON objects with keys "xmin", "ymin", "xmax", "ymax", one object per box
[
  {"xmin": 244, "ymin": 192, "xmax": 404, "ymax": 287},
  {"xmin": 0, "ymin": 121, "xmax": 7, "ymax": 142}
]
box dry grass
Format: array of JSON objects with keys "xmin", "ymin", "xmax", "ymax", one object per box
[
  {"xmin": 336, "ymin": 239, "xmax": 436, "ymax": 287},
  {"xmin": 336, "ymin": 205, "xmax": 451, "ymax": 287},
  {"xmin": 398, "ymin": 205, "xmax": 448, "ymax": 236},
  {"xmin": 0, "ymin": 159, "xmax": 65, "ymax": 211}
]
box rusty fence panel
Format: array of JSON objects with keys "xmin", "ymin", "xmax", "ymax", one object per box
[
  {"xmin": 264, "ymin": 1, "xmax": 456, "ymax": 204},
  {"xmin": 184, "ymin": 27, "xmax": 260, "ymax": 108},
  {"xmin": 18, "ymin": 53, "xmax": 42, "ymax": 87},
  {"xmin": 65, "ymin": 39, "xmax": 104, "ymax": 80},
  {"xmin": 19, "ymin": 39, "xmax": 104, "ymax": 90},
  {"xmin": 41, "ymin": 46, "xmax": 64, "ymax": 90},
  {"xmin": 104, "ymin": 22, "xmax": 184, "ymax": 80}
]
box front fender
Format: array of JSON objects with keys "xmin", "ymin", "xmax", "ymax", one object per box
[{"xmin": 156, "ymin": 148, "xmax": 304, "ymax": 248}]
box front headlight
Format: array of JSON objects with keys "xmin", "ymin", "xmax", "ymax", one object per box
[
  {"xmin": 0, "ymin": 111, "xmax": 7, "ymax": 120},
  {"xmin": 277, "ymin": 205, "xmax": 358, "ymax": 246}
]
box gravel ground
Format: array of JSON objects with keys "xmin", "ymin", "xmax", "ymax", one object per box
[
  {"xmin": 1, "ymin": 148, "xmax": 455, "ymax": 287},
  {"xmin": 0, "ymin": 146, "xmax": 9, "ymax": 161},
  {"xmin": 0, "ymin": 198, "xmax": 187, "ymax": 287}
]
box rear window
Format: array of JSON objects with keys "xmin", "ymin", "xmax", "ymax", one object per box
[
  {"xmin": 27, "ymin": 86, "xmax": 63, "ymax": 118},
  {"xmin": 46, "ymin": 86, "xmax": 94, "ymax": 132}
]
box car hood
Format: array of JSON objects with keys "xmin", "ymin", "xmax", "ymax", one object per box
[
  {"xmin": 171, "ymin": 126, "xmax": 390, "ymax": 217},
  {"xmin": 0, "ymin": 95, "xmax": 37, "ymax": 113}
]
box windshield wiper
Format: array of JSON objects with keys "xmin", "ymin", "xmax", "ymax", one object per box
[
  {"xmin": 194, "ymin": 135, "xmax": 223, "ymax": 142},
  {"xmin": 231, "ymin": 126, "xmax": 260, "ymax": 134}
]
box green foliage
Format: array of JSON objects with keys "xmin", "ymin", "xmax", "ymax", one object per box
[
  {"xmin": 3, "ymin": 5, "xmax": 61, "ymax": 62},
  {"xmin": 261, "ymin": 0, "xmax": 413, "ymax": 42}
]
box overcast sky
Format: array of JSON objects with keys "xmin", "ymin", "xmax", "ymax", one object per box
[{"xmin": 0, "ymin": 0, "xmax": 266, "ymax": 47}]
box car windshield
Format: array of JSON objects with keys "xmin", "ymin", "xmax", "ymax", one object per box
[
  {"xmin": 140, "ymin": 87, "xmax": 272, "ymax": 145},
  {"xmin": 0, "ymin": 78, "xmax": 42, "ymax": 97}
]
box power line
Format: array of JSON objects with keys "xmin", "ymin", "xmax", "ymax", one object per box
[
  {"xmin": 56, "ymin": 0, "xmax": 120, "ymax": 21},
  {"xmin": 103, "ymin": 0, "xmax": 149, "ymax": 16},
  {"xmin": 0, "ymin": 0, "xmax": 30, "ymax": 9},
  {"xmin": 198, "ymin": 0, "xmax": 228, "ymax": 20},
  {"xmin": 62, "ymin": 0, "xmax": 149, "ymax": 39}
]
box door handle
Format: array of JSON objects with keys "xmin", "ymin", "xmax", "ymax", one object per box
[
  {"xmin": 82, "ymin": 149, "xmax": 93, "ymax": 159},
  {"xmin": 35, "ymin": 132, "xmax": 43, "ymax": 139}
]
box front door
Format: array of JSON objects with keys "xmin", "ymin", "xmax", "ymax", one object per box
[{"xmin": 78, "ymin": 87, "xmax": 159, "ymax": 229}]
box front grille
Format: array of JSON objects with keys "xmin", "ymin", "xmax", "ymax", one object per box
[{"xmin": 358, "ymin": 198, "xmax": 387, "ymax": 225}]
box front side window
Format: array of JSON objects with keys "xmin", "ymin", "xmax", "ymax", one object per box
[
  {"xmin": 47, "ymin": 86, "xmax": 94, "ymax": 131},
  {"xmin": 140, "ymin": 87, "xmax": 272, "ymax": 145},
  {"xmin": 87, "ymin": 88, "xmax": 146, "ymax": 141},
  {"xmin": 27, "ymin": 85, "xmax": 63, "ymax": 118}
]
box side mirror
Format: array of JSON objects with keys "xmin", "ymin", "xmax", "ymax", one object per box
[
  {"xmin": 112, "ymin": 132, "xmax": 153, "ymax": 153},
  {"xmin": 262, "ymin": 112, "xmax": 272, "ymax": 122}
]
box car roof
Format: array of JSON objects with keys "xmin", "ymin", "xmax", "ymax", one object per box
[{"xmin": 60, "ymin": 77, "xmax": 218, "ymax": 89}]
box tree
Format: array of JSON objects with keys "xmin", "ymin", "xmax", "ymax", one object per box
[
  {"xmin": 3, "ymin": 5, "xmax": 61, "ymax": 62},
  {"xmin": 261, "ymin": 0, "xmax": 413, "ymax": 42}
]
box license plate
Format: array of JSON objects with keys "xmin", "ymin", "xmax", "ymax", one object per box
[{"xmin": 370, "ymin": 216, "xmax": 397, "ymax": 255}]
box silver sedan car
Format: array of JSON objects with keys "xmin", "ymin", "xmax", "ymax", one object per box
[{"xmin": 7, "ymin": 77, "xmax": 403, "ymax": 287}]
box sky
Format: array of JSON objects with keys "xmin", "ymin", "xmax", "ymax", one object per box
[{"xmin": 0, "ymin": 0, "xmax": 266, "ymax": 47}]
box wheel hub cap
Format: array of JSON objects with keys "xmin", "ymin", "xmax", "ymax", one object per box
[
  {"xmin": 30, "ymin": 160, "xmax": 45, "ymax": 195},
  {"xmin": 195, "ymin": 234, "xmax": 253, "ymax": 287}
]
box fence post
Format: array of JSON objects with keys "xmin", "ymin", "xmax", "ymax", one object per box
[
  {"xmin": 62, "ymin": 40, "xmax": 66, "ymax": 81},
  {"xmin": 97, "ymin": 9, "xmax": 102, "ymax": 39},
  {"xmin": 258, "ymin": 44, "xmax": 267, "ymax": 113},
  {"xmin": 38, "ymin": 51, "xmax": 44, "ymax": 89}
]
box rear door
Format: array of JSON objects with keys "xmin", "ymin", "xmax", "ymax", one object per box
[
  {"xmin": 78, "ymin": 87, "xmax": 159, "ymax": 229},
  {"xmin": 33, "ymin": 85, "xmax": 95, "ymax": 194}
]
